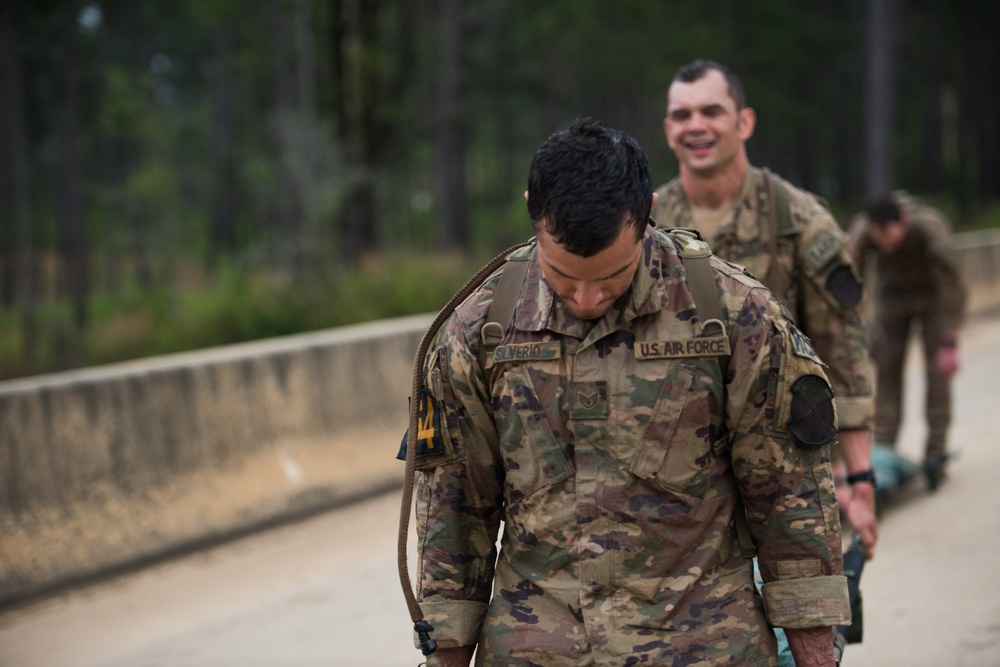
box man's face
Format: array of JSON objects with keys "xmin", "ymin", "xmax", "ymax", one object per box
[
  {"xmin": 868, "ymin": 218, "xmax": 908, "ymax": 254},
  {"xmin": 535, "ymin": 223, "xmax": 643, "ymax": 321},
  {"xmin": 663, "ymin": 69, "xmax": 755, "ymax": 176}
]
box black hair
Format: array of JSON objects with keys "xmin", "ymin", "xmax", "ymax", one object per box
[
  {"xmin": 526, "ymin": 118, "xmax": 651, "ymax": 257},
  {"xmin": 867, "ymin": 196, "xmax": 903, "ymax": 227},
  {"xmin": 673, "ymin": 59, "xmax": 748, "ymax": 111}
]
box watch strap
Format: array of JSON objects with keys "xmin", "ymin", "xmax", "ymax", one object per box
[{"xmin": 846, "ymin": 469, "xmax": 877, "ymax": 485}]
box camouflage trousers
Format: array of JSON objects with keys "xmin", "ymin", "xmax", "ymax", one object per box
[{"xmin": 871, "ymin": 299, "xmax": 952, "ymax": 462}]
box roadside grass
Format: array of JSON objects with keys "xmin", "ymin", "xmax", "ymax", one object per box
[{"xmin": 0, "ymin": 251, "xmax": 479, "ymax": 381}]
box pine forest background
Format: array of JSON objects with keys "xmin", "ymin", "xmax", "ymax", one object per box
[{"xmin": 1, "ymin": 0, "xmax": 998, "ymax": 380}]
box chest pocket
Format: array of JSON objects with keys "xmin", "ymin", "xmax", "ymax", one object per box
[
  {"xmin": 496, "ymin": 363, "xmax": 573, "ymax": 505},
  {"xmin": 627, "ymin": 360, "xmax": 722, "ymax": 499}
]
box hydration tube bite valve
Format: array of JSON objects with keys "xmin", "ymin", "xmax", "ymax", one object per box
[{"xmin": 415, "ymin": 619, "xmax": 438, "ymax": 656}]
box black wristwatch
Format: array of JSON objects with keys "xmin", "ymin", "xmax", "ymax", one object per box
[{"xmin": 846, "ymin": 469, "xmax": 877, "ymax": 486}]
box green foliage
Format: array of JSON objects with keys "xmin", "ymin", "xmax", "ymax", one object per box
[
  {"xmin": 4, "ymin": 0, "xmax": 1000, "ymax": 381},
  {"xmin": 966, "ymin": 202, "xmax": 1000, "ymax": 231},
  {"xmin": 0, "ymin": 252, "xmax": 479, "ymax": 380}
]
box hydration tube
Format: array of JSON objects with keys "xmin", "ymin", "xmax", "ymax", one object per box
[{"xmin": 397, "ymin": 241, "xmax": 531, "ymax": 665}]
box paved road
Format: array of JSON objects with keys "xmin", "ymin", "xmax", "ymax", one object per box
[{"xmin": 1, "ymin": 314, "xmax": 999, "ymax": 667}]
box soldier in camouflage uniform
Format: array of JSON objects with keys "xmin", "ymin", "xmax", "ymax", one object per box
[
  {"xmin": 651, "ymin": 59, "xmax": 879, "ymax": 555},
  {"xmin": 408, "ymin": 119, "xmax": 849, "ymax": 666},
  {"xmin": 848, "ymin": 193, "xmax": 967, "ymax": 490}
]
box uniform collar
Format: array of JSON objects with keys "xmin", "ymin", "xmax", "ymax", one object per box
[{"xmin": 660, "ymin": 166, "xmax": 763, "ymax": 232}]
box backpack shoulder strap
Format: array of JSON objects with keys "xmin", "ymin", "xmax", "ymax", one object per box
[
  {"xmin": 764, "ymin": 166, "xmax": 830, "ymax": 231},
  {"xmin": 478, "ymin": 245, "xmax": 532, "ymax": 377},
  {"xmin": 668, "ymin": 228, "xmax": 757, "ymax": 559},
  {"xmin": 670, "ymin": 229, "xmax": 730, "ymax": 379},
  {"xmin": 764, "ymin": 167, "xmax": 794, "ymax": 237}
]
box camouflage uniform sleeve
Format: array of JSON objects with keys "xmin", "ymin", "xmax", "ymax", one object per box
[
  {"xmin": 920, "ymin": 210, "xmax": 968, "ymax": 330},
  {"xmin": 846, "ymin": 214, "xmax": 873, "ymax": 277},
  {"xmin": 794, "ymin": 202, "xmax": 874, "ymax": 430},
  {"xmin": 725, "ymin": 286, "xmax": 851, "ymax": 629},
  {"xmin": 412, "ymin": 308, "xmax": 505, "ymax": 649}
]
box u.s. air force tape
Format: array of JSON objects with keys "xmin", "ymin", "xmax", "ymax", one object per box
[
  {"xmin": 787, "ymin": 374, "xmax": 837, "ymax": 447},
  {"xmin": 634, "ymin": 336, "xmax": 730, "ymax": 359}
]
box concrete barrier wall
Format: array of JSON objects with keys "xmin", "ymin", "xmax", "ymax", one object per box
[
  {"xmin": 954, "ymin": 228, "xmax": 1000, "ymax": 316},
  {"xmin": 1, "ymin": 231, "xmax": 999, "ymax": 608},
  {"xmin": 0, "ymin": 315, "xmax": 432, "ymax": 607}
]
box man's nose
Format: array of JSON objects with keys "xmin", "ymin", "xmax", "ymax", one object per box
[
  {"xmin": 686, "ymin": 112, "xmax": 708, "ymax": 131},
  {"xmin": 574, "ymin": 285, "xmax": 605, "ymax": 310}
]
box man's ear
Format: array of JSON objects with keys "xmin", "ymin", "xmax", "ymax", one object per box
[
  {"xmin": 738, "ymin": 107, "xmax": 757, "ymax": 142},
  {"xmin": 524, "ymin": 190, "xmax": 529, "ymax": 202},
  {"xmin": 663, "ymin": 116, "xmax": 676, "ymax": 151},
  {"xmin": 650, "ymin": 192, "xmax": 660, "ymax": 212}
]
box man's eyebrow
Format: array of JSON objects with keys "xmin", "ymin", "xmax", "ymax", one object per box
[
  {"xmin": 669, "ymin": 103, "xmax": 726, "ymax": 116},
  {"xmin": 542, "ymin": 254, "xmax": 636, "ymax": 282}
]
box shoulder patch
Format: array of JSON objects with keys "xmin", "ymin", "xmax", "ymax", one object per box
[
  {"xmin": 801, "ymin": 227, "xmax": 842, "ymax": 272},
  {"xmin": 787, "ymin": 374, "xmax": 837, "ymax": 447},
  {"xmin": 825, "ymin": 265, "xmax": 863, "ymax": 309},
  {"xmin": 396, "ymin": 387, "xmax": 450, "ymax": 463},
  {"xmin": 787, "ymin": 323, "xmax": 823, "ymax": 364}
]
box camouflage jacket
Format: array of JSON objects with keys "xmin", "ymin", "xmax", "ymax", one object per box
[
  {"xmin": 652, "ymin": 167, "xmax": 874, "ymax": 431},
  {"xmin": 848, "ymin": 191, "xmax": 967, "ymax": 331},
  {"xmin": 412, "ymin": 227, "xmax": 849, "ymax": 666}
]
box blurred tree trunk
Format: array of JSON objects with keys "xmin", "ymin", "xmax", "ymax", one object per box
[
  {"xmin": 272, "ymin": 0, "xmax": 303, "ymax": 267},
  {"xmin": 436, "ymin": 0, "xmax": 469, "ymax": 250},
  {"xmin": 865, "ymin": 0, "xmax": 900, "ymax": 200},
  {"xmin": 53, "ymin": 4, "xmax": 89, "ymax": 341},
  {"xmin": 913, "ymin": 6, "xmax": 943, "ymax": 193},
  {"xmin": 968, "ymin": 6, "xmax": 1000, "ymax": 203},
  {"xmin": 0, "ymin": 3, "xmax": 36, "ymax": 358},
  {"xmin": 327, "ymin": 0, "xmax": 417, "ymax": 262},
  {"xmin": 330, "ymin": 0, "xmax": 378, "ymax": 263},
  {"xmin": 0, "ymin": 7, "xmax": 17, "ymax": 309},
  {"xmin": 124, "ymin": 5, "xmax": 154, "ymax": 292},
  {"xmin": 832, "ymin": 5, "xmax": 865, "ymax": 208},
  {"xmin": 979, "ymin": 82, "xmax": 1000, "ymax": 202},
  {"xmin": 208, "ymin": 24, "xmax": 237, "ymax": 265},
  {"xmin": 294, "ymin": 0, "xmax": 317, "ymax": 117}
]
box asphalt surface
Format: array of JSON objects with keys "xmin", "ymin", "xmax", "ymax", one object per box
[{"xmin": 1, "ymin": 314, "xmax": 999, "ymax": 667}]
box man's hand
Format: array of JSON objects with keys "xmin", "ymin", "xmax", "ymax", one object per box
[
  {"xmin": 935, "ymin": 344, "xmax": 959, "ymax": 377},
  {"xmin": 837, "ymin": 429, "xmax": 879, "ymax": 558},
  {"xmin": 785, "ymin": 626, "xmax": 836, "ymax": 667},
  {"xmin": 844, "ymin": 481, "xmax": 878, "ymax": 559}
]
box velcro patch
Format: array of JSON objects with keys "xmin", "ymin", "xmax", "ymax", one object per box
[
  {"xmin": 635, "ymin": 336, "xmax": 730, "ymax": 359},
  {"xmin": 673, "ymin": 233, "xmax": 712, "ymax": 258},
  {"xmin": 488, "ymin": 341, "xmax": 561, "ymax": 368},
  {"xmin": 787, "ymin": 325, "xmax": 822, "ymax": 364},
  {"xmin": 395, "ymin": 387, "xmax": 448, "ymax": 461},
  {"xmin": 787, "ymin": 374, "xmax": 837, "ymax": 447},
  {"xmin": 802, "ymin": 229, "xmax": 841, "ymax": 273},
  {"xmin": 569, "ymin": 381, "xmax": 608, "ymax": 420},
  {"xmin": 825, "ymin": 265, "xmax": 862, "ymax": 309}
]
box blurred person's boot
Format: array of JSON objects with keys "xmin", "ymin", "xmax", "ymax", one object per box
[{"xmin": 922, "ymin": 453, "xmax": 952, "ymax": 491}]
